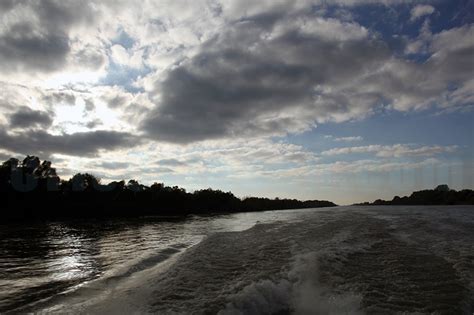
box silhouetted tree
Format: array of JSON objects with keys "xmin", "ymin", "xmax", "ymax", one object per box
[
  {"xmin": 357, "ymin": 184, "xmax": 474, "ymax": 206},
  {"xmin": 0, "ymin": 156, "xmax": 339, "ymax": 221}
]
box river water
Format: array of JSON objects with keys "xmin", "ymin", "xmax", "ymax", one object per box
[{"xmin": 1, "ymin": 206, "xmax": 473, "ymax": 314}]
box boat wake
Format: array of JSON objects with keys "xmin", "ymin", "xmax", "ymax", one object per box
[{"xmin": 32, "ymin": 207, "xmax": 474, "ymax": 314}]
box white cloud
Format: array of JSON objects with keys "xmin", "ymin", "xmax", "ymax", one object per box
[
  {"xmin": 410, "ymin": 4, "xmax": 435, "ymax": 22},
  {"xmin": 247, "ymin": 157, "xmax": 443, "ymax": 179},
  {"xmin": 335, "ymin": 136, "xmax": 364, "ymax": 142},
  {"xmin": 324, "ymin": 135, "xmax": 363, "ymax": 142},
  {"xmin": 322, "ymin": 144, "xmax": 458, "ymax": 158},
  {"xmin": 110, "ymin": 45, "xmax": 144, "ymax": 69}
]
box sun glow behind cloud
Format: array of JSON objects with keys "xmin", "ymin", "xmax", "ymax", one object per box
[{"xmin": 44, "ymin": 71, "xmax": 105, "ymax": 89}]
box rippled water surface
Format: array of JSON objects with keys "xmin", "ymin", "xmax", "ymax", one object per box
[{"xmin": 1, "ymin": 206, "xmax": 473, "ymax": 314}]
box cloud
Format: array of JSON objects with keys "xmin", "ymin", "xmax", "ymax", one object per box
[
  {"xmin": 141, "ymin": 7, "xmax": 474, "ymax": 143},
  {"xmin": 139, "ymin": 166, "xmax": 175, "ymax": 174},
  {"xmin": 85, "ymin": 119, "xmax": 103, "ymax": 129},
  {"xmin": 157, "ymin": 158, "xmax": 188, "ymax": 167},
  {"xmin": 96, "ymin": 86, "xmax": 135, "ymax": 109},
  {"xmin": 141, "ymin": 13, "xmax": 388, "ymax": 143},
  {"xmin": 106, "ymin": 138, "xmax": 321, "ymax": 181},
  {"xmin": 410, "ymin": 4, "xmax": 435, "ymax": 21},
  {"xmin": 0, "ymin": 0, "xmax": 16, "ymax": 11},
  {"xmin": 110, "ymin": 44, "xmax": 144, "ymax": 69},
  {"xmin": 191, "ymin": 139, "xmax": 319, "ymax": 168},
  {"xmin": 41, "ymin": 91, "xmax": 77, "ymax": 108},
  {"xmin": 321, "ymin": 144, "xmax": 458, "ymax": 158},
  {"xmin": 0, "ymin": 129, "xmax": 138, "ymax": 157},
  {"xmin": 336, "ymin": 136, "xmax": 363, "ymax": 142},
  {"xmin": 325, "ymin": 135, "xmax": 363, "ymax": 142},
  {"xmin": 0, "ymin": 0, "xmax": 97, "ymax": 75},
  {"xmin": 9, "ymin": 107, "xmax": 54, "ymax": 129},
  {"xmin": 96, "ymin": 161, "xmax": 131, "ymax": 170},
  {"xmin": 242, "ymin": 157, "xmax": 444, "ymax": 180},
  {"xmin": 3, "ymin": 1, "xmax": 471, "ymax": 144},
  {"xmin": 404, "ymin": 23, "xmax": 474, "ymax": 107}
]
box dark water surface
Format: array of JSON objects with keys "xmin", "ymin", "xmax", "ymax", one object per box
[{"xmin": 1, "ymin": 206, "xmax": 473, "ymax": 314}]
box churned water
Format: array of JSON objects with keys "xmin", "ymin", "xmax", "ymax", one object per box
[{"xmin": 1, "ymin": 206, "xmax": 473, "ymax": 314}]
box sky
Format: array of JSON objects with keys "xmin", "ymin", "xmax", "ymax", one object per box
[{"xmin": 0, "ymin": 0, "xmax": 473, "ymax": 205}]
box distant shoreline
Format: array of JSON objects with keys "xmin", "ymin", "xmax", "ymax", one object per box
[
  {"xmin": 1, "ymin": 156, "xmax": 336, "ymax": 222},
  {"xmin": 3, "ymin": 156, "xmax": 472, "ymax": 223},
  {"xmin": 354, "ymin": 185, "xmax": 474, "ymax": 206}
]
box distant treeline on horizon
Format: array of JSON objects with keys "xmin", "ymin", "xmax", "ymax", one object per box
[
  {"xmin": 0, "ymin": 156, "xmax": 336, "ymax": 221},
  {"xmin": 355, "ymin": 184, "xmax": 474, "ymax": 206}
]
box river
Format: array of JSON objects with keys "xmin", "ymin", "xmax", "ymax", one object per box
[{"xmin": 1, "ymin": 206, "xmax": 473, "ymax": 314}]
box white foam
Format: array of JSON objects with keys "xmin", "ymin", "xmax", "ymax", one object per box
[{"xmin": 220, "ymin": 252, "xmax": 363, "ymax": 315}]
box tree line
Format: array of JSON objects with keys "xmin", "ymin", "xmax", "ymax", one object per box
[
  {"xmin": 355, "ymin": 185, "xmax": 474, "ymax": 206},
  {"xmin": 0, "ymin": 156, "xmax": 336, "ymax": 221}
]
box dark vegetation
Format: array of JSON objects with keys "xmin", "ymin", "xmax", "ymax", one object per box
[
  {"xmin": 356, "ymin": 185, "xmax": 474, "ymax": 206},
  {"xmin": 0, "ymin": 156, "xmax": 336, "ymax": 221}
]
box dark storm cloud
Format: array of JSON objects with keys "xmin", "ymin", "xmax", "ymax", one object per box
[
  {"xmin": 141, "ymin": 11, "xmax": 474, "ymax": 144},
  {"xmin": 0, "ymin": 0, "xmax": 97, "ymax": 73},
  {"xmin": 141, "ymin": 15, "xmax": 389, "ymax": 143},
  {"xmin": 0, "ymin": 24, "xmax": 70, "ymax": 72},
  {"xmin": 0, "ymin": 130, "xmax": 139, "ymax": 157},
  {"xmin": 0, "ymin": 0, "xmax": 17, "ymax": 11},
  {"xmin": 9, "ymin": 107, "xmax": 53, "ymax": 129}
]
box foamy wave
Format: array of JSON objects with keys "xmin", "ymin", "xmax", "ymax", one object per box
[
  {"xmin": 221, "ymin": 252, "xmax": 362, "ymax": 315},
  {"xmin": 219, "ymin": 279, "xmax": 291, "ymax": 314}
]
